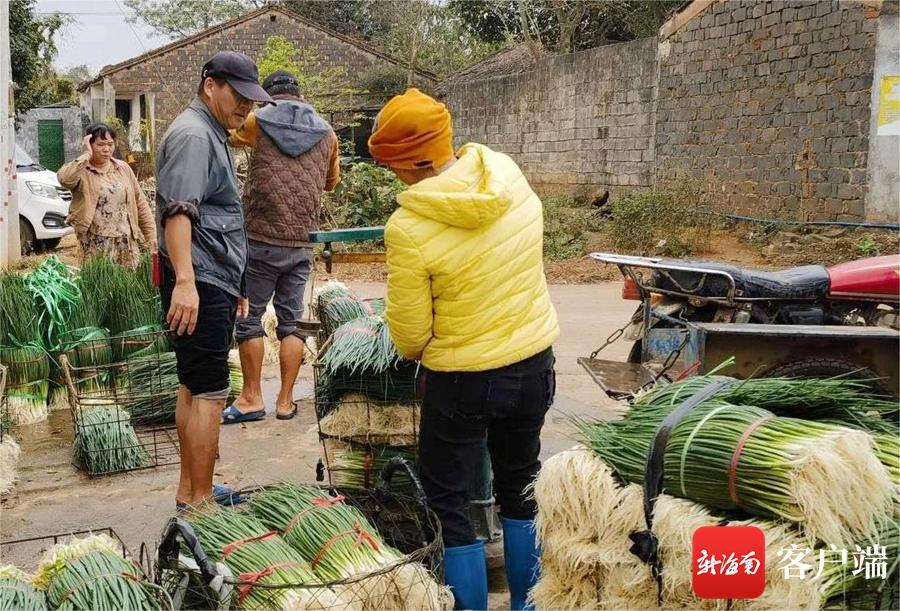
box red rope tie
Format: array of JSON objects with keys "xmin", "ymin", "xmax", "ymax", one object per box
[
  {"xmin": 675, "ymin": 362, "xmax": 702, "ymax": 381},
  {"xmin": 236, "ymin": 561, "xmax": 309, "ymax": 602},
  {"xmin": 311, "ymin": 522, "xmax": 380, "ymax": 569},
  {"xmin": 222, "ymin": 530, "xmax": 279, "ymax": 559},
  {"xmin": 728, "ymin": 415, "xmax": 772, "ymax": 504},
  {"xmin": 284, "ymin": 495, "xmax": 346, "ymax": 535}
]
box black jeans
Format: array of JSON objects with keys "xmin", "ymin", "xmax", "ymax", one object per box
[{"xmin": 418, "ymin": 348, "xmax": 556, "ymax": 548}]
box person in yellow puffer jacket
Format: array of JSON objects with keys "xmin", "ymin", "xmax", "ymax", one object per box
[{"xmin": 369, "ymin": 88, "xmax": 559, "ymax": 611}]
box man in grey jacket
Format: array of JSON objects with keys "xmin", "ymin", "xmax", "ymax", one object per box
[
  {"xmin": 225, "ymin": 70, "xmax": 340, "ymax": 423},
  {"xmin": 157, "ymin": 52, "xmax": 273, "ymax": 508}
]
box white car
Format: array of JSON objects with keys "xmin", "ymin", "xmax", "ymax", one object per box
[{"xmin": 15, "ymin": 144, "xmax": 73, "ymax": 254}]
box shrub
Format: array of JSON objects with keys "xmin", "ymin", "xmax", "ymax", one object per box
[
  {"xmin": 607, "ymin": 183, "xmax": 713, "ymax": 256},
  {"xmin": 542, "ymin": 195, "xmax": 595, "ymax": 261},
  {"xmin": 322, "ymin": 162, "xmax": 405, "ymax": 229}
]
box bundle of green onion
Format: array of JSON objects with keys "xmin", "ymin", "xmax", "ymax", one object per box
[
  {"xmin": 0, "ymin": 272, "xmax": 42, "ymax": 347},
  {"xmin": 248, "ymin": 483, "xmax": 403, "ymax": 581},
  {"xmin": 0, "ymin": 345, "xmax": 50, "ymax": 425},
  {"xmin": 34, "ymin": 534, "xmax": 162, "ymax": 610},
  {"xmin": 113, "ymin": 325, "xmax": 164, "ymax": 361},
  {"xmin": 575, "ymin": 375, "xmax": 894, "ymax": 547},
  {"xmin": 322, "ymin": 317, "xmax": 401, "ymax": 378},
  {"xmin": 73, "ymin": 405, "xmax": 150, "ymax": 475},
  {"xmin": 61, "ymin": 327, "xmax": 113, "ymax": 370},
  {"xmin": 24, "ymin": 256, "xmax": 81, "ymax": 352},
  {"xmin": 316, "ymin": 364, "xmax": 417, "ymax": 409},
  {"xmin": 125, "ymin": 351, "xmax": 243, "ymax": 425},
  {"xmin": 323, "ymin": 441, "xmax": 416, "ymax": 496},
  {"xmin": 701, "ymin": 375, "xmax": 898, "ymax": 435},
  {"xmin": 249, "ymin": 483, "xmax": 446, "ymax": 610},
  {"xmin": 0, "ymin": 565, "xmax": 46, "ymax": 611},
  {"xmin": 314, "ymin": 282, "xmax": 372, "ymax": 341},
  {"xmin": 186, "ymin": 506, "xmax": 332, "ymax": 610}
]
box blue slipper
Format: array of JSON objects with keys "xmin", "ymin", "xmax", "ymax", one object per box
[
  {"xmin": 212, "ymin": 484, "xmax": 245, "ymax": 506},
  {"xmin": 221, "ymin": 404, "xmax": 266, "ymax": 425}
]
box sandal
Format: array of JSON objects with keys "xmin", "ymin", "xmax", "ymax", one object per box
[{"xmin": 221, "ymin": 404, "xmax": 266, "ymax": 425}]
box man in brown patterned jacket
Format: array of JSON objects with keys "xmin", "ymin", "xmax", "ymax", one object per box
[{"xmin": 226, "ymin": 70, "xmax": 340, "ymax": 423}]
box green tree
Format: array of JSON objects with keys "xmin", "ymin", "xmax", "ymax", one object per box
[
  {"xmin": 282, "ymin": 0, "xmax": 390, "ymax": 41},
  {"xmin": 10, "ymin": 0, "xmax": 70, "ymax": 114},
  {"xmin": 61, "ymin": 65, "xmax": 93, "ymax": 85},
  {"xmin": 256, "ymin": 36, "xmax": 362, "ymax": 130},
  {"xmin": 374, "ymin": 0, "xmax": 503, "ymax": 81},
  {"xmin": 123, "ymin": 0, "xmax": 256, "ymax": 38},
  {"xmin": 448, "ymin": 0, "xmax": 680, "ymax": 53}
]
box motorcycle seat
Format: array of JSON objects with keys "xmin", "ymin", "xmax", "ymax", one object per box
[{"xmin": 651, "ymin": 260, "xmax": 830, "ymax": 300}]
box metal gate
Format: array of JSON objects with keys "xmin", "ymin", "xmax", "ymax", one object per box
[{"xmin": 37, "ymin": 119, "xmax": 65, "ymax": 171}]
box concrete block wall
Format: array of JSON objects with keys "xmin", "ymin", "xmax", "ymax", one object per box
[
  {"xmin": 445, "ymin": 0, "xmax": 882, "ymax": 220},
  {"xmin": 447, "ymin": 37, "xmax": 658, "ymax": 196},
  {"xmin": 655, "ymin": 0, "xmax": 878, "ymax": 221}
]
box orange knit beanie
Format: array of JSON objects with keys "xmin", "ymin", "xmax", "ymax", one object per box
[{"xmin": 368, "ymin": 88, "xmax": 454, "ymax": 170}]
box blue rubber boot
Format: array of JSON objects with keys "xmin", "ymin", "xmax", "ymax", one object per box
[
  {"xmin": 443, "ymin": 541, "xmax": 488, "ymax": 610},
  {"xmin": 501, "ymin": 517, "xmax": 540, "ymax": 610}
]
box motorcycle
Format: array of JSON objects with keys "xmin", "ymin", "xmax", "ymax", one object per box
[{"xmin": 589, "ymin": 252, "xmax": 900, "ymax": 385}]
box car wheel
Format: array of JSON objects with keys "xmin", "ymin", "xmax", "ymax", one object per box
[
  {"xmin": 19, "ymin": 218, "xmax": 36, "ymax": 256},
  {"xmin": 42, "ymin": 238, "xmax": 61, "ymax": 251}
]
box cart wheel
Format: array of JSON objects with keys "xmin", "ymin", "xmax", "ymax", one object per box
[{"xmin": 763, "ymin": 357, "xmax": 895, "ymax": 398}]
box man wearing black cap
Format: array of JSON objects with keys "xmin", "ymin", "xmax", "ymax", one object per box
[
  {"xmin": 225, "ymin": 70, "xmax": 340, "ymax": 424},
  {"xmin": 155, "ymin": 51, "xmax": 273, "ymax": 509}
]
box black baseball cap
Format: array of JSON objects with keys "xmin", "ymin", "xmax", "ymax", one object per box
[{"xmin": 201, "ymin": 51, "xmax": 274, "ymax": 104}]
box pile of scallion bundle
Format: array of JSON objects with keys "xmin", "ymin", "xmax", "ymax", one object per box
[
  {"xmin": 530, "ymin": 448, "xmax": 898, "ymax": 611},
  {"xmin": 0, "ymin": 565, "xmax": 46, "ymax": 610},
  {"xmin": 574, "ymin": 374, "xmax": 894, "ymax": 547},
  {"xmin": 186, "ymin": 506, "xmax": 336, "ymax": 609},
  {"xmin": 248, "ymin": 483, "xmax": 448, "ymax": 610},
  {"xmin": 33, "ymin": 533, "xmax": 163, "ymax": 610},
  {"xmin": 73, "ymin": 405, "xmax": 150, "ymax": 475}
]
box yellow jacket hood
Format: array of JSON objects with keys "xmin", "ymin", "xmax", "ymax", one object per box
[{"xmin": 396, "ymin": 143, "xmax": 513, "ymax": 229}]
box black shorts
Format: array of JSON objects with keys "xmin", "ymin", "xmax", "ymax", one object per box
[{"xmin": 159, "ymin": 264, "xmax": 236, "ymax": 398}]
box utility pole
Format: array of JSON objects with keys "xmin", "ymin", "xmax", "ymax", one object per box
[{"xmin": 0, "ymin": 0, "xmax": 21, "ymax": 267}]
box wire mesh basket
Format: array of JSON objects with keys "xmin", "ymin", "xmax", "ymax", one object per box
[
  {"xmin": 0, "ymin": 527, "xmax": 172, "ymax": 609},
  {"xmin": 59, "ymin": 330, "xmax": 179, "ymax": 477},
  {"xmin": 154, "ymin": 458, "xmax": 451, "ymax": 611},
  {"xmin": 314, "ymin": 362, "xmax": 420, "ymax": 493}
]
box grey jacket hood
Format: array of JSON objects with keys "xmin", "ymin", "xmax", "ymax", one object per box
[{"xmin": 255, "ymin": 100, "xmax": 332, "ymax": 157}]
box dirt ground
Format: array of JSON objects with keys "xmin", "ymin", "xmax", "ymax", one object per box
[{"xmin": 0, "ymin": 282, "xmax": 633, "ymax": 606}]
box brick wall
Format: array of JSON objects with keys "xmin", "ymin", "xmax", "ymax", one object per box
[
  {"xmin": 446, "ymin": 37, "xmax": 658, "ymax": 196},
  {"xmin": 106, "ymin": 10, "xmax": 426, "ymax": 142},
  {"xmin": 655, "ymin": 0, "xmax": 878, "ymax": 221},
  {"xmin": 445, "ymin": 0, "xmax": 880, "ymax": 220}
]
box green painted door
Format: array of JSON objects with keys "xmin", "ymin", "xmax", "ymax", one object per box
[{"xmin": 37, "ymin": 119, "xmax": 65, "ymax": 171}]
